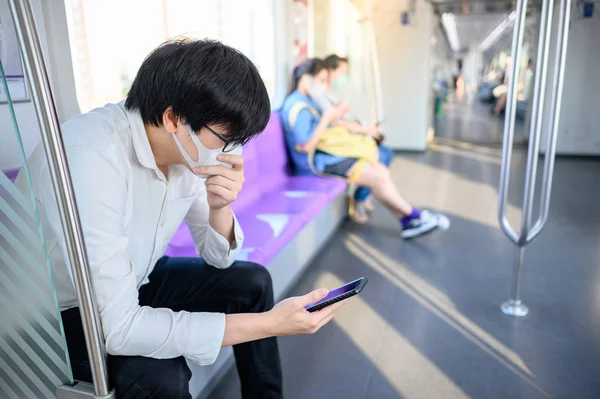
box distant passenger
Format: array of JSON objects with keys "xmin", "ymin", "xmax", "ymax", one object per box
[
  {"xmin": 323, "ymin": 54, "xmax": 394, "ymax": 220},
  {"xmin": 281, "ymin": 58, "xmax": 439, "ymax": 238},
  {"xmin": 17, "ymin": 39, "xmax": 345, "ymax": 399},
  {"xmin": 494, "ymin": 59, "xmax": 534, "ymax": 116}
]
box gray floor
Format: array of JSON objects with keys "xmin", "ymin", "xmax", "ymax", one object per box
[{"xmin": 208, "ymin": 100, "xmax": 600, "ymax": 399}]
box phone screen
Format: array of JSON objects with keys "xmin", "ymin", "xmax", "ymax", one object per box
[{"xmin": 307, "ymin": 278, "xmax": 363, "ymax": 308}]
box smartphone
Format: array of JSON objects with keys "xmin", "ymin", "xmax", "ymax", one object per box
[{"xmin": 305, "ymin": 277, "xmax": 368, "ymax": 312}]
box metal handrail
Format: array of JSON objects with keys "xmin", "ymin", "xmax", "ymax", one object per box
[
  {"xmin": 519, "ymin": 0, "xmax": 553, "ymax": 243},
  {"xmin": 498, "ymin": 0, "xmax": 528, "ymax": 246},
  {"xmin": 497, "ymin": 0, "xmax": 572, "ymax": 316},
  {"xmin": 8, "ymin": 0, "xmax": 112, "ymax": 396},
  {"xmin": 528, "ymin": 0, "xmax": 572, "ymax": 242}
]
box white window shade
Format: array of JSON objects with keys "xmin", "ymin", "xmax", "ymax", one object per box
[{"xmin": 63, "ymin": 0, "xmax": 277, "ymax": 113}]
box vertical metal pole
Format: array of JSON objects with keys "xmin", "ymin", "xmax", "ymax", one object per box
[
  {"xmin": 8, "ymin": 0, "xmax": 113, "ymax": 397},
  {"xmin": 528, "ymin": 0, "xmax": 572, "ymax": 241},
  {"xmin": 501, "ymin": 247, "xmax": 529, "ymax": 316},
  {"xmin": 518, "ymin": 0, "xmax": 554, "ymax": 243},
  {"xmin": 498, "ymin": 0, "xmax": 528, "ymax": 245},
  {"xmin": 498, "ymin": 0, "xmax": 571, "ymax": 317}
]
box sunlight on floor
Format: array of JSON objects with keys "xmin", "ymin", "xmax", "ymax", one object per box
[
  {"xmin": 434, "ymin": 137, "xmax": 503, "ymax": 157},
  {"xmin": 314, "ymin": 271, "xmax": 470, "ymax": 399},
  {"xmin": 344, "ymin": 234, "xmax": 552, "ymax": 398},
  {"xmin": 391, "ymin": 156, "xmax": 522, "ymax": 230},
  {"xmin": 429, "ymin": 142, "xmax": 502, "ymax": 166}
]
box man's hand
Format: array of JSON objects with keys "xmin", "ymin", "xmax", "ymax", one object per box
[
  {"xmin": 265, "ymin": 289, "xmax": 346, "ymax": 336},
  {"xmin": 194, "ymin": 154, "xmax": 245, "ymax": 209}
]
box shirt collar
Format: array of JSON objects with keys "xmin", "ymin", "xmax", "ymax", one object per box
[{"xmin": 120, "ymin": 100, "xmax": 185, "ymax": 180}]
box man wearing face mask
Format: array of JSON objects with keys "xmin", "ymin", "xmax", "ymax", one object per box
[{"xmin": 17, "ymin": 39, "xmax": 345, "ymax": 398}]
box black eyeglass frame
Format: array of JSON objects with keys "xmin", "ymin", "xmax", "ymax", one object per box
[{"xmin": 203, "ymin": 125, "xmax": 248, "ymax": 152}]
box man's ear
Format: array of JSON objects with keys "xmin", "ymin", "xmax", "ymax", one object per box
[{"xmin": 162, "ymin": 107, "xmax": 179, "ymax": 134}]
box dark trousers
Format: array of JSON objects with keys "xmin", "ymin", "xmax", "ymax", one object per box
[{"xmin": 61, "ymin": 258, "xmax": 283, "ymax": 398}]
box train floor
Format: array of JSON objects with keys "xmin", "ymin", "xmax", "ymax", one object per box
[{"xmin": 208, "ymin": 100, "xmax": 600, "ymax": 399}]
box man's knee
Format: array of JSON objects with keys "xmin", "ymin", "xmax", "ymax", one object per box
[{"xmin": 230, "ymin": 261, "xmax": 274, "ymax": 309}]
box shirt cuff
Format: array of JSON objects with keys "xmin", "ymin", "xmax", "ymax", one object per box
[
  {"xmin": 185, "ymin": 312, "xmax": 226, "ymax": 366},
  {"xmin": 203, "ymin": 210, "xmax": 244, "ymax": 268}
]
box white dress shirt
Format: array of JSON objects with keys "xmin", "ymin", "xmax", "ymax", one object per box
[{"xmin": 17, "ymin": 101, "xmax": 244, "ymax": 365}]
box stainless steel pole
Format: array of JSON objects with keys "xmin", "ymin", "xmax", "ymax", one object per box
[
  {"xmin": 497, "ymin": 0, "xmax": 571, "ymax": 317},
  {"xmin": 501, "ymin": 247, "xmax": 528, "ymax": 316},
  {"xmin": 518, "ymin": 0, "xmax": 554, "ymax": 243},
  {"xmin": 528, "ymin": 0, "xmax": 572, "ymax": 242},
  {"xmin": 498, "ymin": 0, "xmax": 528, "ymax": 246},
  {"xmin": 8, "ymin": 0, "xmax": 113, "ymax": 396}
]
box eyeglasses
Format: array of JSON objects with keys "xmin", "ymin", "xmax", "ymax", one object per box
[{"xmin": 204, "ymin": 125, "xmax": 246, "ymax": 153}]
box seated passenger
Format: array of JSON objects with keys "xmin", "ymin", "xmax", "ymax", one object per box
[
  {"xmin": 324, "ymin": 54, "xmax": 394, "ymax": 219},
  {"xmin": 495, "ymin": 59, "xmax": 534, "ymax": 116},
  {"xmin": 17, "ymin": 40, "xmax": 345, "ymax": 399},
  {"xmin": 280, "ymin": 58, "xmax": 439, "ymax": 238}
]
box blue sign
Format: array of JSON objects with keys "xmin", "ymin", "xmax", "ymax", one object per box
[{"xmin": 583, "ymin": 2, "xmax": 594, "ymax": 18}]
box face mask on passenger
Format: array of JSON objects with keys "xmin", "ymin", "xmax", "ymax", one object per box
[
  {"xmin": 172, "ymin": 125, "xmax": 223, "ymax": 171},
  {"xmin": 332, "ymin": 74, "xmax": 348, "ymax": 91},
  {"xmin": 307, "ymin": 78, "xmax": 328, "ymax": 100}
]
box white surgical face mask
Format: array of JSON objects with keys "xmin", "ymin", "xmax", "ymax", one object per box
[
  {"xmin": 172, "ymin": 125, "xmax": 242, "ymax": 174},
  {"xmin": 308, "ymin": 82, "xmax": 328, "ymax": 98}
]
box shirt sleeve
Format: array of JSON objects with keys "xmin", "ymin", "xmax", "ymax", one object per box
[
  {"xmin": 40, "ymin": 145, "xmax": 225, "ymax": 365},
  {"xmin": 184, "ymin": 180, "xmax": 244, "ymax": 269},
  {"xmin": 293, "ymin": 108, "xmax": 320, "ymax": 146}
]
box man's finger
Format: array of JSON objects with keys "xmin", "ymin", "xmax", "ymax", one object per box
[
  {"xmin": 194, "ymin": 165, "xmax": 236, "ymax": 179},
  {"xmin": 312, "ymin": 300, "xmax": 345, "ymax": 321},
  {"xmin": 315, "ymin": 314, "xmax": 334, "ymax": 331},
  {"xmin": 206, "ymin": 184, "xmax": 231, "ymax": 200},
  {"xmin": 217, "ymin": 154, "xmax": 244, "ymax": 170},
  {"xmin": 205, "ymin": 175, "xmax": 236, "ymax": 188}
]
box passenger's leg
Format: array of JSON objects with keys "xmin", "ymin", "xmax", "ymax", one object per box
[
  {"xmin": 348, "ymin": 162, "xmax": 412, "ymax": 218},
  {"xmin": 140, "ymin": 258, "xmax": 282, "ymax": 399},
  {"xmin": 363, "ymin": 145, "xmax": 394, "ymax": 212},
  {"xmin": 494, "ymin": 93, "xmax": 507, "ymax": 115},
  {"xmin": 62, "ymin": 308, "xmax": 192, "ymax": 399},
  {"xmin": 347, "ymin": 162, "xmax": 438, "ymax": 238},
  {"xmin": 61, "ymin": 258, "xmax": 282, "ymax": 399}
]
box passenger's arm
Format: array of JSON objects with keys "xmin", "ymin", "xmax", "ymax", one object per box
[
  {"xmin": 295, "ymin": 107, "xmax": 340, "ymax": 153},
  {"xmin": 222, "ymin": 289, "xmax": 347, "ymax": 347},
  {"xmin": 40, "ymin": 148, "xmax": 226, "ymax": 366},
  {"xmin": 184, "ymin": 178, "xmax": 243, "ymax": 269}
]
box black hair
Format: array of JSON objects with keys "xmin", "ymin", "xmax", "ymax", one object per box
[
  {"xmin": 324, "ymin": 54, "xmax": 349, "ymax": 70},
  {"xmin": 289, "ymin": 58, "xmax": 328, "ymax": 94},
  {"xmin": 125, "ymin": 38, "xmax": 270, "ymax": 145}
]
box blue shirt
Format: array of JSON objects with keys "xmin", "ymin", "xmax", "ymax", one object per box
[{"xmin": 280, "ymin": 90, "xmax": 344, "ymax": 175}]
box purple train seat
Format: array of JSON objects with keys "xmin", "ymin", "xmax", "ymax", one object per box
[{"xmin": 165, "ymin": 112, "xmax": 347, "ymax": 265}]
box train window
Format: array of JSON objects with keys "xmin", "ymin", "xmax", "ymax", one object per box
[{"xmin": 63, "ymin": 0, "xmax": 277, "ymax": 113}]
